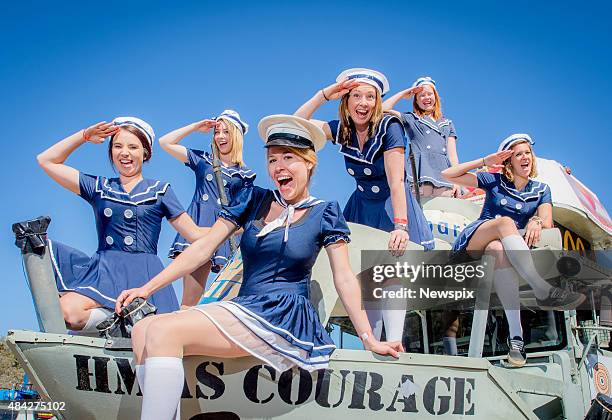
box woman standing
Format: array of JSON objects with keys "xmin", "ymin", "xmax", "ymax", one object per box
[
  {"xmin": 160, "ymin": 110, "xmax": 255, "ymax": 307},
  {"xmin": 116, "ymin": 115, "xmax": 403, "ymax": 420},
  {"xmin": 384, "ymin": 76, "xmax": 460, "ymax": 197},
  {"xmin": 37, "ymin": 117, "xmax": 205, "ymax": 333},
  {"xmin": 294, "ymin": 68, "xmax": 434, "ymax": 343},
  {"xmin": 442, "ymin": 134, "xmax": 585, "ymax": 366}
]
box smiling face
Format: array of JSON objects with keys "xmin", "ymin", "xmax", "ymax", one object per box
[
  {"xmin": 109, "ymin": 128, "xmax": 147, "ymax": 177},
  {"xmin": 346, "ymin": 83, "xmax": 378, "ymax": 128},
  {"xmin": 213, "ymin": 120, "xmax": 233, "ymax": 156},
  {"xmin": 416, "ymin": 85, "xmax": 436, "ymax": 113},
  {"xmin": 267, "ymin": 146, "xmax": 314, "ymax": 203},
  {"xmin": 507, "ymin": 141, "xmax": 535, "ymax": 179}
]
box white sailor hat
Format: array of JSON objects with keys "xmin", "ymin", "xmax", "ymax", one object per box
[
  {"xmin": 258, "ymin": 115, "xmax": 326, "ymax": 152},
  {"xmin": 216, "ymin": 109, "xmax": 249, "ymax": 135},
  {"xmin": 498, "ymin": 133, "xmax": 534, "ymax": 152},
  {"xmin": 336, "ymin": 68, "xmax": 390, "ymax": 96},
  {"xmin": 112, "ymin": 117, "xmax": 155, "ymax": 145},
  {"xmin": 412, "ymin": 76, "xmax": 436, "ymax": 88}
]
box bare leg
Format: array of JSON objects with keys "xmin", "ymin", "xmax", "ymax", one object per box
[
  {"xmin": 181, "ymin": 262, "xmax": 212, "ymax": 308},
  {"xmin": 60, "ymin": 292, "xmax": 103, "ymax": 330},
  {"xmin": 131, "ymin": 313, "xmax": 173, "ymax": 365}
]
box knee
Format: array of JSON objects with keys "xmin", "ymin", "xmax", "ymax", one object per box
[
  {"xmin": 485, "ymin": 240, "xmax": 509, "ymax": 267},
  {"xmin": 60, "ymin": 299, "xmax": 86, "ymax": 329},
  {"xmin": 144, "ymin": 319, "xmax": 173, "ymax": 350},
  {"xmin": 497, "ymin": 216, "xmax": 516, "ymax": 230},
  {"xmin": 131, "ymin": 318, "xmax": 148, "ymax": 343}
]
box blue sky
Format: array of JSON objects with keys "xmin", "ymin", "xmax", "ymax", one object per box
[{"xmin": 1, "ymin": 1, "xmax": 610, "ymax": 335}]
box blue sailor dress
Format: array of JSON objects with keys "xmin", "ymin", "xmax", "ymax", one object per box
[
  {"xmin": 451, "ymin": 172, "xmax": 552, "ymax": 254},
  {"xmin": 194, "ymin": 186, "xmax": 350, "ymax": 372},
  {"xmin": 328, "ymin": 115, "xmax": 435, "ymax": 250},
  {"xmin": 402, "ymin": 112, "xmax": 458, "ymax": 188},
  {"xmin": 168, "ymin": 148, "xmax": 256, "ymax": 272},
  {"xmin": 48, "ymin": 174, "xmax": 183, "ymax": 313}
]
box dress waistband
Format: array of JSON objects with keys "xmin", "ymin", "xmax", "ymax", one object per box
[{"xmin": 239, "ymin": 281, "xmax": 309, "ymax": 299}]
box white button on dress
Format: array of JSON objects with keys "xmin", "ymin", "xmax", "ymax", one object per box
[
  {"xmin": 106, "ymin": 236, "xmax": 114, "ymax": 245},
  {"xmin": 371, "ymin": 186, "xmax": 380, "ymax": 193},
  {"xmin": 104, "ymin": 208, "xmax": 113, "ymax": 217},
  {"xmin": 347, "ymin": 168, "xmax": 355, "ymax": 176},
  {"xmin": 426, "ymin": 145, "xmax": 431, "ymax": 149},
  {"xmin": 515, "ymin": 203, "xmax": 523, "ymax": 210},
  {"xmin": 202, "ymin": 194, "xmax": 209, "ymax": 201},
  {"xmin": 357, "ymin": 185, "xmax": 364, "ymax": 192},
  {"xmin": 500, "ymin": 198, "xmax": 508, "ymax": 205},
  {"xmin": 124, "ymin": 236, "xmax": 134, "ymax": 246},
  {"xmin": 124, "ymin": 209, "xmax": 134, "ymax": 219},
  {"xmin": 206, "ymin": 174, "xmax": 213, "ymax": 182},
  {"xmin": 364, "ymin": 168, "xmax": 372, "ymax": 176}
]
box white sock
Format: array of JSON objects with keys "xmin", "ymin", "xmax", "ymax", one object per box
[
  {"xmin": 141, "ymin": 357, "xmax": 183, "ymax": 420},
  {"xmin": 443, "ymin": 336, "xmax": 457, "ymax": 355},
  {"xmin": 493, "ymin": 267, "xmax": 523, "ymax": 339},
  {"xmin": 500, "ymin": 235, "xmax": 552, "ymax": 299},
  {"xmin": 366, "ymin": 309, "xmax": 383, "ymax": 341},
  {"xmin": 82, "ymin": 308, "xmax": 112, "ymax": 332},
  {"xmin": 381, "ymin": 284, "xmax": 407, "ymax": 342},
  {"xmin": 135, "ymin": 364, "xmax": 145, "ymax": 394}
]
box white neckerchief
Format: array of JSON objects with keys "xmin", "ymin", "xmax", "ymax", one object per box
[{"xmin": 256, "ymin": 190, "xmax": 324, "ymax": 242}]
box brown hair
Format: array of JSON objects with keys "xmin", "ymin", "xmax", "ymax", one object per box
[
  {"xmin": 212, "ymin": 118, "xmax": 245, "ymax": 167},
  {"xmin": 337, "ymin": 87, "xmax": 383, "ymax": 146},
  {"xmin": 108, "ymin": 125, "xmax": 152, "ymax": 167},
  {"xmin": 502, "ymin": 141, "xmax": 538, "ymax": 182},
  {"xmin": 413, "ymin": 85, "xmax": 443, "ymax": 121}
]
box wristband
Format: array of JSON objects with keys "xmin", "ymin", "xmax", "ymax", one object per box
[
  {"xmin": 321, "ymin": 89, "xmax": 330, "ymax": 101},
  {"xmin": 481, "ymin": 157, "xmax": 486, "ymax": 168},
  {"xmin": 393, "ymin": 218, "xmax": 408, "ymax": 224},
  {"xmin": 394, "ymin": 223, "xmax": 408, "ymax": 231},
  {"xmin": 82, "ymin": 128, "xmax": 90, "ymax": 142}
]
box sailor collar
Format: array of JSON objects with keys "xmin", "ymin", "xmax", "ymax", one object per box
[
  {"xmin": 202, "ymin": 151, "xmax": 256, "ymax": 179},
  {"xmin": 499, "ymin": 175, "xmax": 549, "ymax": 202},
  {"xmin": 408, "ymin": 112, "xmax": 452, "ymax": 135},
  {"xmin": 95, "ymin": 176, "xmax": 170, "ymax": 205},
  {"xmin": 335, "ymin": 114, "xmax": 400, "ymax": 164}
]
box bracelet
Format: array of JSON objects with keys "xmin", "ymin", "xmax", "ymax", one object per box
[
  {"xmin": 481, "ymin": 157, "xmax": 486, "ymax": 168},
  {"xmin": 393, "ymin": 218, "xmax": 408, "ymax": 224},
  {"xmin": 321, "ymin": 89, "xmax": 330, "ymax": 101},
  {"xmin": 529, "ymin": 216, "xmax": 543, "ymax": 226},
  {"xmin": 82, "ymin": 128, "xmax": 90, "ymax": 142},
  {"xmin": 394, "ymin": 223, "xmax": 408, "ymax": 231}
]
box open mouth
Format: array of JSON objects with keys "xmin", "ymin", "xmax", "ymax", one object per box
[
  {"xmin": 276, "ymin": 174, "xmax": 294, "ymax": 192},
  {"xmin": 355, "ymin": 109, "xmax": 369, "ymax": 119},
  {"xmin": 119, "ymin": 159, "xmax": 134, "ymax": 169},
  {"xmin": 520, "ymin": 162, "xmax": 530, "ymax": 170}
]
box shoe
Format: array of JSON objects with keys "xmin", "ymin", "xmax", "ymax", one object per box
[
  {"xmin": 536, "ymin": 287, "xmax": 586, "ymax": 310},
  {"xmin": 507, "ymin": 336, "xmax": 526, "ymax": 367}
]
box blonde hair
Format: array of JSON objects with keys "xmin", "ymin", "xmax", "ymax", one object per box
[
  {"xmin": 502, "ymin": 141, "xmax": 538, "ymax": 182},
  {"xmin": 212, "ymin": 118, "xmax": 245, "ymax": 167},
  {"xmin": 267, "ymin": 146, "xmax": 318, "ymax": 180},
  {"xmin": 413, "ymin": 85, "xmax": 443, "ymax": 121},
  {"xmin": 338, "ymin": 87, "xmax": 383, "ymax": 146}
]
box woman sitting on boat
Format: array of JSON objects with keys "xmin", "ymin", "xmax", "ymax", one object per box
[
  {"xmin": 115, "ymin": 115, "xmax": 403, "ymax": 420},
  {"xmin": 37, "ymin": 117, "xmax": 206, "ymax": 333},
  {"xmin": 161, "ymin": 110, "xmax": 255, "ymax": 307},
  {"xmin": 442, "ymin": 134, "xmax": 585, "ymax": 366},
  {"xmin": 294, "ymin": 68, "xmax": 434, "ymax": 343}
]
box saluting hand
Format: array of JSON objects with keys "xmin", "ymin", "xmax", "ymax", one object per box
[
  {"xmin": 321, "ymin": 79, "xmax": 360, "ymax": 101},
  {"xmin": 483, "ymin": 150, "xmax": 513, "ymax": 169},
  {"xmin": 115, "ymin": 287, "xmax": 150, "ymax": 314},
  {"xmin": 192, "ymin": 119, "xmax": 218, "ymax": 133},
  {"xmin": 83, "ymin": 121, "xmax": 120, "ymax": 144},
  {"xmin": 401, "ymin": 86, "xmax": 423, "ymax": 99}
]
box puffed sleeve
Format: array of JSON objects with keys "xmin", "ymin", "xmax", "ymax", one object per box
[
  {"xmin": 448, "ymin": 120, "xmax": 458, "ymax": 140},
  {"xmin": 401, "ymin": 112, "xmax": 417, "ymax": 127},
  {"xmin": 319, "ymin": 201, "xmax": 351, "ymax": 247},
  {"xmin": 477, "ymin": 172, "xmax": 499, "ymax": 191},
  {"xmin": 160, "ymin": 184, "xmax": 186, "ymax": 220},
  {"xmin": 185, "ymin": 148, "xmax": 207, "ymax": 174},
  {"xmin": 539, "ymin": 183, "xmax": 553, "ymax": 205},
  {"xmin": 219, "ymin": 185, "xmax": 266, "ymax": 228},
  {"xmin": 78, "ymin": 173, "xmax": 98, "ymax": 203},
  {"xmin": 383, "ymin": 118, "xmax": 406, "ymax": 151},
  {"xmin": 328, "ymin": 120, "xmax": 340, "ymax": 144}
]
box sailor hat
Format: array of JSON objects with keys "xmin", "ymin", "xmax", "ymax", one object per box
[
  {"xmin": 258, "ymin": 115, "xmax": 326, "ymax": 152},
  {"xmin": 216, "ymin": 109, "xmax": 249, "ymax": 135},
  {"xmin": 112, "ymin": 117, "xmax": 155, "ymax": 145},
  {"xmin": 336, "ymin": 68, "xmax": 390, "ymax": 96},
  {"xmin": 412, "ymin": 76, "xmax": 436, "ymax": 88},
  {"xmin": 498, "ymin": 133, "xmax": 534, "ymax": 152}
]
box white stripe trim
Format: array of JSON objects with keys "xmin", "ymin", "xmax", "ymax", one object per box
[
  {"xmin": 201, "ymin": 153, "xmax": 257, "ymax": 179},
  {"xmin": 95, "ymin": 177, "xmax": 171, "ymax": 205},
  {"xmin": 48, "ymin": 240, "xmax": 74, "ymax": 292},
  {"xmin": 222, "ymin": 301, "xmax": 336, "ymax": 350},
  {"xmin": 336, "ymin": 115, "xmax": 399, "ymax": 164},
  {"xmin": 499, "ymin": 178, "xmax": 549, "ymax": 202},
  {"xmin": 73, "ymin": 286, "xmax": 117, "ymax": 303}
]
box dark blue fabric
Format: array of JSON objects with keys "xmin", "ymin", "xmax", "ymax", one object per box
[
  {"xmin": 50, "ymin": 173, "xmax": 183, "ymax": 312},
  {"xmin": 168, "ymin": 148, "xmax": 256, "ymax": 272}
]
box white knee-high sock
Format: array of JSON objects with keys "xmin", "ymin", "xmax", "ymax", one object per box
[
  {"xmin": 82, "ymin": 308, "xmax": 111, "ymax": 332},
  {"xmin": 443, "ymin": 336, "xmax": 457, "ymax": 355},
  {"xmin": 366, "ymin": 309, "xmax": 384, "ymax": 341},
  {"xmin": 500, "ymin": 235, "xmax": 552, "ymax": 300},
  {"xmin": 135, "ymin": 364, "xmax": 145, "ymax": 394},
  {"xmin": 494, "ymin": 267, "xmax": 523, "ymax": 339},
  {"xmin": 381, "ymin": 284, "xmax": 407, "ymax": 342},
  {"xmin": 141, "ymin": 357, "xmax": 183, "ymax": 420}
]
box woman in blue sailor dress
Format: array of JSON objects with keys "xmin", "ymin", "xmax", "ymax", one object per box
[
  {"xmin": 116, "ymin": 115, "xmax": 403, "ymax": 420},
  {"xmin": 37, "ymin": 117, "xmax": 207, "ymax": 333},
  {"xmin": 159, "ymin": 110, "xmax": 255, "ymax": 307},
  {"xmin": 383, "ymin": 76, "xmax": 461, "ymax": 197},
  {"xmin": 442, "ymin": 134, "xmax": 585, "ymax": 366},
  {"xmin": 294, "ymin": 68, "xmax": 434, "ymax": 343}
]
